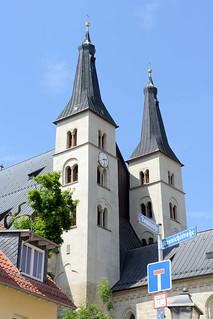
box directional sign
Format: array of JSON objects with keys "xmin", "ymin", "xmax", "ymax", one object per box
[
  {"xmin": 157, "ymin": 308, "xmax": 164, "ymax": 319},
  {"xmin": 139, "ymin": 213, "xmax": 159, "ymax": 234},
  {"xmin": 147, "ymin": 260, "xmax": 171, "ymax": 293},
  {"xmin": 154, "ymin": 292, "xmax": 167, "ymax": 309},
  {"xmin": 161, "ymin": 227, "xmax": 197, "ymax": 249}
]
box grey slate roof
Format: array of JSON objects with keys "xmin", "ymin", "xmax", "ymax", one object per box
[
  {"xmin": 55, "ymin": 31, "xmax": 117, "ymax": 127},
  {"xmin": 113, "ymin": 229, "xmax": 213, "ymax": 292},
  {"xmin": 0, "ymin": 150, "xmax": 54, "ymax": 226},
  {"xmin": 128, "ymin": 75, "xmax": 181, "ymax": 164}
]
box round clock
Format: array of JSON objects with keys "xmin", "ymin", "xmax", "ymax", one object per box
[{"xmin": 98, "ymin": 152, "xmax": 109, "ymax": 168}]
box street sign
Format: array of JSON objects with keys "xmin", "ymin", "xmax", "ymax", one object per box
[
  {"xmin": 147, "ymin": 260, "xmax": 171, "ymax": 293},
  {"xmin": 161, "ymin": 226, "xmax": 197, "ymax": 249},
  {"xmin": 154, "ymin": 292, "xmax": 167, "ymax": 309},
  {"xmin": 157, "ymin": 308, "xmax": 164, "ymax": 319},
  {"xmin": 139, "ymin": 213, "xmax": 159, "ymax": 234}
]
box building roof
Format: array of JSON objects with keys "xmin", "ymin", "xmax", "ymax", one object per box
[
  {"xmin": 0, "ymin": 249, "xmax": 75, "ymax": 308},
  {"xmin": 0, "ymin": 150, "xmax": 54, "ymax": 227},
  {"xmin": 55, "ymin": 30, "xmax": 117, "ymax": 127},
  {"xmin": 113, "ymin": 229, "xmax": 213, "ymax": 292},
  {"xmin": 128, "ymin": 74, "xmax": 181, "ymax": 164}
]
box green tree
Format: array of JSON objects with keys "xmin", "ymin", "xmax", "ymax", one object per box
[
  {"xmin": 62, "ymin": 278, "xmax": 114, "ymax": 319},
  {"xmin": 12, "ymin": 171, "xmax": 78, "ymax": 245}
]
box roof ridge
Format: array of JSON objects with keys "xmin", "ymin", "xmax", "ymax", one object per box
[{"xmin": 0, "ymin": 149, "xmax": 54, "ymax": 171}]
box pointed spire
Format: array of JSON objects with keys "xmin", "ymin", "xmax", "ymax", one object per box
[
  {"xmin": 55, "ymin": 23, "xmax": 117, "ymax": 127},
  {"xmin": 129, "ymin": 70, "xmax": 181, "ymax": 164}
]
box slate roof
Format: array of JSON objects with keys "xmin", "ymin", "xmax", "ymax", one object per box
[
  {"xmin": 0, "ymin": 150, "xmax": 54, "ymax": 226},
  {"xmin": 0, "ymin": 249, "xmax": 75, "ymax": 308},
  {"xmin": 55, "ymin": 30, "xmax": 117, "ymax": 127},
  {"xmin": 113, "ymin": 229, "xmax": 213, "ymax": 292},
  {"xmin": 128, "ymin": 74, "xmax": 181, "ymax": 164}
]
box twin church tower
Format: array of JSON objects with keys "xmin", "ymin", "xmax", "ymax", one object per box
[{"xmin": 52, "ymin": 24, "xmax": 187, "ymax": 305}]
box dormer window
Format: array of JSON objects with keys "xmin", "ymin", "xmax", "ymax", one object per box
[{"xmin": 21, "ymin": 243, "xmax": 44, "ymax": 281}]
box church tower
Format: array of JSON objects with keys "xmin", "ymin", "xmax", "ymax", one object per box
[
  {"xmin": 53, "ymin": 23, "xmax": 120, "ymax": 305},
  {"xmin": 128, "ymin": 70, "xmax": 187, "ymax": 243}
]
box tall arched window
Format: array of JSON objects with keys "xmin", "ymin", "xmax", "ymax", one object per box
[
  {"xmin": 169, "ymin": 203, "xmax": 173, "ymax": 219},
  {"xmin": 67, "ymin": 132, "xmax": 72, "ymax": 149},
  {"xmin": 145, "ymin": 169, "xmax": 149, "ymax": 183},
  {"xmin": 66, "ymin": 166, "xmax": 72, "ymax": 184},
  {"xmin": 140, "ymin": 171, "xmax": 144, "ymax": 185},
  {"xmin": 73, "ymin": 129, "xmax": 77, "ymax": 146},
  {"xmin": 171, "ymin": 173, "xmax": 174, "ymax": 186},
  {"xmin": 103, "ymin": 208, "xmax": 108, "ymax": 228},
  {"xmin": 73, "ymin": 165, "xmax": 78, "ymax": 182},
  {"xmin": 67, "ymin": 129, "xmax": 77, "ymax": 149},
  {"xmin": 97, "ymin": 207, "xmax": 101, "ymax": 226},
  {"xmin": 147, "ymin": 201, "xmax": 152, "ymax": 218},
  {"xmin": 141, "ymin": 203, "xmax": 146, "ymax": 216},
  {"xmin": 168, "ymin": 171, "xmax": 171, "ymax": 184},
  {"xmin": 102, "ymin": 134, "xmax": 106, "ymax": 150},
  {"xmin": 173, "ymin": 205, "xmax": 177, "ymax": 221},
  {"xmin": 97, "ymin": 167, "xmax": 101, "ymax": 184},
  {"xmin": 98, "ymin": 131, "xmax": 102, "ymax": 148}
]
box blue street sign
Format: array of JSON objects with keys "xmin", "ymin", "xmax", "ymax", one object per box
[
  {"xmin": 161, "ymin": 227, "xmax": 197, "ymax": 249},
  {"xmin": 157, "ymin": 308, "xmax": 164, "ymax": 319},
  {"xmin": 139, "ymin": 213, "xmax": 159, "ymax": 234},
  {"xmin": 147, "ymin": 260, "xmax": 172, "ymax": 293}
]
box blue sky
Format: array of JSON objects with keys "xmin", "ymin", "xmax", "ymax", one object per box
[{"xmin": 0, "ymin": 0, "xmax": 212, "ymax": 233}]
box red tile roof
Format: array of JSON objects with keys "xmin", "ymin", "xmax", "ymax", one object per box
[
  {"xmin": 0, "ymin": 249, "xmax": 76, "ymax": 308},
  {"xmin": 0, "ymin": 223, "xmax": 6, "ymax": 230}
]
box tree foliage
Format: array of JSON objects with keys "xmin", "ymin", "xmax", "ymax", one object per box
[
  {"xmin": 63, "ymin": 278, "xmax": 114, "ymax": 319},
  {"xmin": 12, "ymin": 171, "xmax": 78, "ymax": 245},
  {"xmin": 62, "ymin": 303, "xmax": 109, "ymax": 319}
]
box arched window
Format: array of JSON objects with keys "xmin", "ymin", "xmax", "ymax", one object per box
[
  {"xmin": 171, "ymin": 173, "xmax": 174, "ymax": 186},
  {"xmin": 169, "ymin": 202, "xmax": 177, "ymax": 221},
  {"xmin": 102, "ymin": 134, "xmax": 106, "ymax": 150},
  {"xmin": 73, "ymin": 129, "xmax": 77, "ymax": 147},
  {"xmin": 102, "ymin": 169, "xmax": 107, "ymax": 187},
  {"xmin": 66, "ymin": 166, "xmax": 72, "ymax": 184},
  {"xmin": 97, "ymin": 207, "xmax": 101, "ymax": 226},
  {"xmin": 67, "ymin": 129, "xmax": 77, "ymax": 149},
  {"xmin": 169, "ymin": 203, "xmax": 173, "ymax": 219},
  {"xmin": 103, "ymin": 208, "xmax": 108, "ymax": 228},
  {"xmin": 98, "ymin": 131, "xmax": 102, "ymax": 148},
  {"xmin": 67, "ymin": 132, "xmax": 72, "ymax": 149},
  {"xmin": 141, "ymin": 203, "xmax": 146, "ymax": 216},
  {"xmin": 168, "ymin": 171, "xmax": 171, "ymax": 184},
  {"xmin": 73, "ymin": 165, "xmax": 78, "ymax": 182},
  {"xmin": 142, "ymin": 238, "xmax": 147, "ymax": 246},
  {"xmin": 145, "ymin": 169, "xmax": 149, "ymax": 183},
  {"xmin": 148, "ymin": 237, "xmax": 154, "ymax": 245},
  {"xmin": 130, "ymin": 315, "xmax": 135, "ymax": 319},
  {"xmin": 140, "ymin": 171, "xmax": 144, "ymax": 185},
  {"xmin": 147, "ymin": 201, "xmax": 152, "ymax": 218},
  {"xmin": 173, "ymin": 205, "xmax": 177, "ymax": 221},
  {"xmin": 97, "ymin": 167, "xmax": 101, "ymax": 184}
]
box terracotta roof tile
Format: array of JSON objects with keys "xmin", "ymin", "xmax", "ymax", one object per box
[{"xmin": 0, "ymin": 250, "xmax": 75, "ymax": 308}]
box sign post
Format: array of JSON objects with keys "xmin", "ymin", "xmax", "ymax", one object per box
[{"xmin": 161, "ymin": 227, "xmax": 197, "ymax": 249}]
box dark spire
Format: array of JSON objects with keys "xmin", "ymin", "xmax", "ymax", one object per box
[
  {"xmin": 55, "ymin": 23, "xmax": 117, "ymax": 127},
  {"xmin": 128, "ymin": 70, "xmax": 181, "ymax": 164}
]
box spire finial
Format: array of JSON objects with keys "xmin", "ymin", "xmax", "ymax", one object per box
[
  {"xmin": 148, "ymin": 68, "xmax": 152, "ymax": 75},
  {"xmin": 85, "ymin": 15, "xmax": 90, "ymax": 32}
]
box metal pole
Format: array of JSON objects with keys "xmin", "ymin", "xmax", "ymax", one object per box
[{"xmin": 157, "ymin": 224, "xmax": 163, "ymax": 262}]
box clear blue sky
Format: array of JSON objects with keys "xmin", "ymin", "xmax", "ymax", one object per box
[{"xmin": 0, "ymin": 1, "xmax": 212, "ymax": 233}]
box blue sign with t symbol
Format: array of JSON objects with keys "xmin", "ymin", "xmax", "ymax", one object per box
[{"xmin": 147, "ymin": 260, "xmax": 171, "ymax": 293}]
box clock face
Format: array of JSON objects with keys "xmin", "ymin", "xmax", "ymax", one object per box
[{"xmin": 98, "ymin": 152, "xmax": 109, "ymax": 168}]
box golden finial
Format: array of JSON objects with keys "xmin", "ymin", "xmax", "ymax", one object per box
[
  {"xmin": 85, "ymin": 21, "xmax": 90, "ymax": 28},
  {"xmin": 148, "ymin": 68, "xmax": 152, "ymax": 74}
]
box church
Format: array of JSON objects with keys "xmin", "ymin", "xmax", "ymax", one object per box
[{"xmin": 0, "ymin": 23, "xmax": 213, "ymax": 318}]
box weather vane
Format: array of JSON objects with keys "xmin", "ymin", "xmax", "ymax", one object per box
[
  {"xmin": 148, "ymin": 62, "xmax": 152, "ymax": 74},
  {"xmin": 85, "ymin": 14, "xmax": 90, "ymax": 30}
]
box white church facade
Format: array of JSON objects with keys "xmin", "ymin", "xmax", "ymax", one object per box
[{"xmin": 1, "ymin": 24, "xmax": 213, "ymax": 318}]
